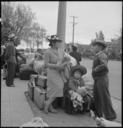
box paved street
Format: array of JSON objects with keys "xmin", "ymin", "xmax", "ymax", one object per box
[{"xmin": 1, "ymin": 76, "xmax": 121, "ymax": 127}]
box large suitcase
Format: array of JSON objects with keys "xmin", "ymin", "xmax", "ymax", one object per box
[
  {"xmin": 27, "ymin": 74, "xmax": 37, "ymax": 101},
  {"xmin": 28, "ymin": 74, "xmax": 47, "ymax": 109},
  {"xmin": 28, "ymin": 81, "xmax": 35, "ymax": 101},
  {"xmin": 34, "ymin": 87, "xmax": 46, "ymax": 110}
]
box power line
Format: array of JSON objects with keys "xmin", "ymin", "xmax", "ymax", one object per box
[{"xmin": 70, "ymin": 16, "xmax": 78, "ymax": 44}]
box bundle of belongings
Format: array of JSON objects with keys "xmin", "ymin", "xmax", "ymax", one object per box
[
  {"xmin": 19, "ymin": 52, "xmax": 46, "ymax": 80},
  {"xmin": 95, "ymin": 117, "xmax": 121, "ymax": 127},
  {"xmin": 21, "ymin": 117, "xmax": 48, "ymax": 127},
  {"xmin": 58, "ymin": 52, "xmax": 77, "ymax": 83}
]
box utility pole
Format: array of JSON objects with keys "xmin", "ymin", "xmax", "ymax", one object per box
[
  {"xmin": 70, "ymin": 16, "xmax": 78, "ymax": 45},
  {"xmin": 57, "ymin": 1, "xmax": 67, "ymax": 60}
]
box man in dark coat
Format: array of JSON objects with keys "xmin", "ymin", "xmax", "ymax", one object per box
[
  {"xmin": 91, "ymin": 39, "xmax": 116, "ymax": 121},
  {"xmin": 70, "ymin": 45, "xmax": 82, "ymax": 65},
  {"xmin": 5, "ymin": 34, "xmax": 16, "ymax": 87},
  {"xmin": 1, "ymin": 46, "xmax": 5, "ymax": 68}
]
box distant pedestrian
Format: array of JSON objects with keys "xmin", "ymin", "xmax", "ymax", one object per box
[
  {"xmin": 91, "ymin": 39, "xmax": 116, "ymax": 120},
  {"xmin": 5, "ymin": 34, "xmax": 16, "ymax": 87},
  {"xmin": 70, "ymin": 45, "xmax": 82, "ymax": 65}
]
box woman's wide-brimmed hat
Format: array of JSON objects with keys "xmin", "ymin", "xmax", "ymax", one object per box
[
  {"xmin": 91, "ymin": 39, "xmax": 107, "ymax": 48},
  {"xmin": 46, "ymin": 35, "xmax": 62, "ymax": 43},
  {"xmin": 71, "ymin": 65, "xmax": 87, "ymax": 76},
  {"xmin": 8, "ymin": 33, "xmax": 15, "ymax": 39}
]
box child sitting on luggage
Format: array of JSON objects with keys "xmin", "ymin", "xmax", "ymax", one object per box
[{"xmin": 65, "ymin": 65, "xmax": 92, "ymax": 113}]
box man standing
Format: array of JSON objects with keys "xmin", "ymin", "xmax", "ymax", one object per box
[
  {"xmin": 91, "ymin": 39, "xmax": 116, "ymax": 121},
  {"xmin": 1, "ymin": 45, "xmax": 5, "ymax": 68},
  {"xmin": 5, "ymin": 34, "xmax": 16, "ymax": 87},
  {"xmin": 70, "ymin": 45, "xmax": 82, "ymax": 65}
]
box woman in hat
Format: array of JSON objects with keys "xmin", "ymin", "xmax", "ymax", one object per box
[
  {"xmin": 64, "ymin": 65, "xmax": 93, "ymax": 114},
  {"xmin": 91, "ymin": 39, "xmax": 116, "ymax": 120},
  {"xmin": 44, "ymin": 35, "xmax": 68, "ymax": 114}
]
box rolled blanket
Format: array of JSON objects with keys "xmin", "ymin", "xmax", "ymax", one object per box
[{"xmin": 59, "ymin": 52, "xmax": 77, "ymax": 83}]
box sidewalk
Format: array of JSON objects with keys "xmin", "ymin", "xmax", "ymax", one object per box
[
  {"xmin": 1, "ymin": 78, "xmax": 34, "ymax": 127},
  {"xmin": 1, "ymin": 77, "xmax": 121, "ymax": 127}
]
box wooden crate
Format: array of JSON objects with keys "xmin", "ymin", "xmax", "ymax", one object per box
[{"xmin": 34, "ymin": 87, "xmax": 46, "ymax": 110}]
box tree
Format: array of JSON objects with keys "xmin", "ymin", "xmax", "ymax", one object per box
[
  {"xmin": 2, "ymin": 2, "xmax": 47, "ymax": 49},
  {"xmin": 14, "ymin": 4, "xmax": 35, "ymax": 39},
  {"xmin": 29, "ymin": 22, "xmax": 46, "ymax": 49},
  {"xmin": 95, "ymin": 32, "xmax": 98, "ymax": 39},
  {"xmin": 1, "ymin": 2, "xmax": 35, "ymax": 46},
  {"xmin": 95, "ymin": 31, "xmax": 105, "ymax": 41},
  {"xmin": 1, "ymin": 2, "xmax": 15, "ymax": 44},
  {"xmin": 106, "ymin": 28, "xmax": 122, "ymax": 60},
  {"xmin": 98, "ymin": 31, "xmax": 105, "ymax": 41}
]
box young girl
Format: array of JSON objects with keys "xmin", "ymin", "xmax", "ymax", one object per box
[{"xmin": 64, "ymin": 65, "xmax": 93, "ymax": 114}]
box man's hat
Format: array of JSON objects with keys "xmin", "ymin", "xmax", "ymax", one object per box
[
  {"xmin": 71, "ymin": 65, "xmax": 87, "ymax": 76},
  {"xmin": 91, "ymin": 39, "xmax": 107, "ymax": 48},
  {"xmin": 46, "ymin": 35, "xmax": 62, "ymax": 43}
]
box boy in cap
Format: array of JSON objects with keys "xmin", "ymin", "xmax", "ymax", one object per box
[{"xmin": 91, "ymin": 39, "xmax": 116, "ymax": 120}]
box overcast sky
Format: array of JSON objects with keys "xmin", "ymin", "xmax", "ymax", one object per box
[{"xmin": 14, "ymin": 1, "xmax": 122, "ymax": 48}]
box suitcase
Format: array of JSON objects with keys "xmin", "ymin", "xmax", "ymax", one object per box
[
  {"xmin": 28, "ymin": 82, "xmax": 35, "ymax": 101},
  {"xmin": 27, "ymin": 74, "xmax": 37, "ymax": 101},
  {"xmin": 34, "ymin": 87, "xmax": 46, "ymax": 110},
  {"xmin": 20, "ymin": 70, "xmax": 37, "ymax": 80}
]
